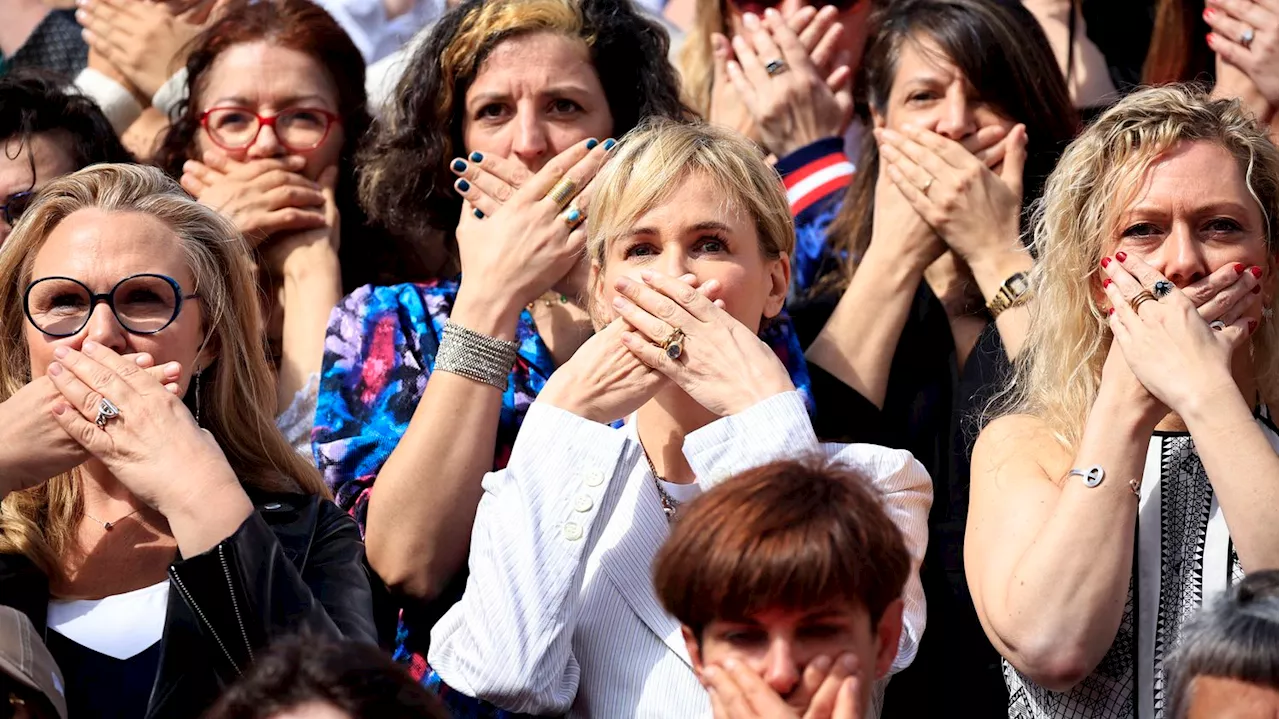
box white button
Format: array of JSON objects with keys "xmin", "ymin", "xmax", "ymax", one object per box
[
  {"xmin": 563, "ymin": 522, "xmax": 584, "ymax": 541},
  {"xmin": 572, "ymin": 494, "xmax": 594, "ymax": 512},
  {"xmin": 584, "ymin": 471, "xmax": 606, "ymax": 487}
]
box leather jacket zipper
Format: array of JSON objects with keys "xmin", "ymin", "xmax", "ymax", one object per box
[
  {"xmin": 169, "ymin": 566, "xmax": 242, "ymax": 675},
  {"xmin": 219, "ymin": 544, "xmax": 254, "ymax": 664}
]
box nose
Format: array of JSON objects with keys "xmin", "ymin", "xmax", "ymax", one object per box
[
  {"xmin": 1153, "ymin": 224, "xmax": 1210, "ymax": 285},
  {"xmin": 660, "ymin": 246, "xmax": 692, "ymax": 279},
  {"xmin": 511, "ymin": 110, "xmax": 550, "ymax": 169},
  {"xmin": 81, "ymin": 302, "xmax": 130, "ymax": 354},
  {"xmin": 246, "ymin": 122, "xmax": 286, "ymax": 159},
  {"xmin": 761, "ymin": 640, "xmax": 801, "ymax": 697},
  {"xmin": 933, "ymin": 86, "xmax": 978, "ymax": 141}
]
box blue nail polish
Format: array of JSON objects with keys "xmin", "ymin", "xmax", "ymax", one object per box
[
  {"xmin": 473, "ymin": 208, "xmax": 484, "ymax": 219},
  {"xmin": 469, "ymin": 151, "xmax": 483, "ymax": 162},
  {"xmin": 566, "ymin": 208, "xmax": 581, "ymax": 222},
  {"xmin": 603, "ymin": 138, "xmax": 616, "ymax": 151},
  {"xmin": 586, "ymin": 138, "xmax": 599, "ymax": 150},
  {"xmin": 457, "ymin": 179, "xmax": 470, "ymax": 192},
  {"xmin": 452, "ymin": 159, "xmax": 467, "ymax": 172}
]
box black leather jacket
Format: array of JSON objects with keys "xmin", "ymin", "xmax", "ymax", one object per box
[{"xmin": 0, "ymin": 491, "xmax": 393, "ymax": 719}]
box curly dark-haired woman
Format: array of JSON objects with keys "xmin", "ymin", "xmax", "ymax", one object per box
[
  {"xmin": 152, "ymin": 0, "xmax": 402, "ymax": 454},
  {"xmin": 310, "ymin": 0, "xmax": 701, "ymax": 695}
]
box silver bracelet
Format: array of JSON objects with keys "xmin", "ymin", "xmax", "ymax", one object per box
[
  {"xmin": 1070, "ymin": 464, "xmax": 1141, "ymax": 498},
  {"xmin": 434, "ymin": 321, "xmax": 519, "ymax": 391}
]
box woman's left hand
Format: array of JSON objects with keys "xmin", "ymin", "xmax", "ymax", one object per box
[
  {"xmin": 1101, "ymin": 253, "xmax": 1259, "ymax": 416},
  {"xmin": 611, "ymin": 271, "xmax": 794, "ymax": 417},
  {"xmin": 76, "ymin": 0, "xmax": 222, "ymax": 100},
  {"xmin": 877, "ymin": 124, "xmax": 1027, "ymax": 272},
  {"xmin": 261, "ymin": 165, "xmax": 341, "ymax": 279},
  {"xmin": 1206, "ymin": 0, "xmax": 1279, "ymax": 106},
  {"xmin": 45, "ymin": 341, "xmax": 243, "ymax": 520}
]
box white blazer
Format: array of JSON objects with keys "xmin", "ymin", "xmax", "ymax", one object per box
[{"xmin": 430, "ymin": 391, "xmax": 932, "ymax": 718}]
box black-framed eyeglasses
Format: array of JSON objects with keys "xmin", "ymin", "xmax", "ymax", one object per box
[
  {"xmin": 23, "ymin": 274, "xmax": 200, "ymax": 337},
  {"xmin": 1, "ymin": 190, "xmax": 34, "ymax": 226}
]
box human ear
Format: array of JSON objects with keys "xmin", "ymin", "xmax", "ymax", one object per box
[
  {"xmin": 682, "ymin": 625, "xmax": 705, "ymax": 674},
  {"xmin": 762, "ymin": 252, "xmax": 791, "ymax": 319},
  {"xmin": 872, "ymin": 598, "xmax": 904, "ymax": 680}
]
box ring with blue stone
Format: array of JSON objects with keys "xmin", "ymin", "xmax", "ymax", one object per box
[
  {"xmin": 661, "ymin": 328, "xmax": 686, "ymax": 360},
  {"xmin": 563, "ymin": 206, "xmax": 585, "ymax": 229},
  {"xmin": 1152, "ymin": 279, "xmax": 1174, "ymax": 298}
]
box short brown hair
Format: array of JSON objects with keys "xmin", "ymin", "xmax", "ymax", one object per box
[{"xmin": 653, "ymin": 460, "xmax": 910, "ymax": 636}]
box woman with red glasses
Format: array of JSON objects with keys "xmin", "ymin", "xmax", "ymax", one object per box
[{"xmin": 153, "ymin": 0, "xmax": 404, "ymax": 456}]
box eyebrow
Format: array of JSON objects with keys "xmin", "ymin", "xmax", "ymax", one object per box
[
  {"xmin": 1121, "ymin": 200, "xmax": 1256, "ymax": 218},
  {"xmin": 467, "ymin": 84, "xmax": 596, "ymax": 106},
  {"xmin": 625, "ymin": 221, "xmax": 734, "ymax": 237},
  {"xmin": 209, "ymin": 94, "xmax": 332, "ymax": 109}
]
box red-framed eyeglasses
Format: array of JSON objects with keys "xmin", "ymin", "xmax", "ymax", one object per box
[{"xmin": 199, "ymin": 106, "xmax": 341, "ymax": 153}]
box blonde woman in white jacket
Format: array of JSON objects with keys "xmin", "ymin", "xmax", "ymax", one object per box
[{"xmin": 428, "ymin": 120, "xmax": 931, "ymax": 718}]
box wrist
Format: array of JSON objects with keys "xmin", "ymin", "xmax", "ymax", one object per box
[
  {"xmin": 452, "ymin": 286, "xmax": 523, "ymax": 341},
  {"xmin": 860, "ymin": 244, "xmax": 928, "ymax": 287},
  {"xmin": 1174, "ymin": 379, "xmax": 1248, "ymax": 431},
  {"xmin": 967, "ymin": 241, "xmax": 1033, "ymax": 297},
  {"xmin": 1092, "ymin": 384, "xmax": 1162, "ymax": 436},
  {"xmin": 281, "ymin": 246, "xmax": 341, "ymax": 283}
]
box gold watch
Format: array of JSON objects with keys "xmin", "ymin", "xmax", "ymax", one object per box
[{"xmin": 986, "ymin": 271, "xmax": 1032, "ymax": 318}]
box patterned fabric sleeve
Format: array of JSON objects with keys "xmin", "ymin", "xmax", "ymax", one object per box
[
  {"xmin": 776, "ymin": 136, "xmax": 854, "ymax": 301},
  {"xmin": 312, "ymin": 283, "xmax": 443, "ymax": 532}
]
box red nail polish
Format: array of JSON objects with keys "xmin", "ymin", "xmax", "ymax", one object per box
[
  {"xmin": 1252, "ymin": 285, "xmax": 1262, "ymax": 295},
  {"xmin": 1250, "ymin": 266, "xmax": 1263, "ymax": 278},
  {"xmin": 1206, "ymin": 32, "xmax": 1215, "ymax": 46},
  {"xmin": 1103, "ymin": 278, "xmax": 1113, "ymax": 288},
  {"xmin": 1115, "ymin": 251, "xmax": 1127, "ymax": 262},
  {"xmin": 1101, "ymin": 257, "xmax": 1112, "ymax": 268},
  {"xmin": 1249, "ymin": 320, "xmax": 1258, "ymax": 334},
  {"xmin": 1203, "ymin": 7, "xmax": 1214, "ymax": 19},
  {"xmin": 1108, "ymin": 307, "xmax": 1115, "ymax": 316},
  {"xmin": 1234, "ymin": 263, "xmax": 1245, "ymax": 275}
]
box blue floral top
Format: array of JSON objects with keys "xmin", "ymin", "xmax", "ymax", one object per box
[{"xmin": 313, "ymin": 276, "xmax": 812, "ymax": 717}]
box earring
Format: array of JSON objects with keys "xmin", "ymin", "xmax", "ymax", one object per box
[{"xmin": 194, "ymin": 370, "xmax": 202, "ymax": 425}]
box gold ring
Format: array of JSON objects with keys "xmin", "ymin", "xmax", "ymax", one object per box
[
  {"xmin": 545, "ymin": 177, "xmax": 578, "ymax": 210},
  {"xmin": 660, "ymin": 328, "xmax": 685, "ymax": 360},
  {"xmin": 1129, "ymin": 290, "xmax": 1157, "ymax": 314},
  {"xmin": 921, "ymin": 177, "xmax": 934, "ymax": 194},
  {"xmin": 563, "ymin": 206, "xmax": 585, "ymax": 229}
]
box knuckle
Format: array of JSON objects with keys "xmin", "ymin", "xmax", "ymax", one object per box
[{"xmin": 655, "ymin": 300, "xmax": 679, "ymax": 319}]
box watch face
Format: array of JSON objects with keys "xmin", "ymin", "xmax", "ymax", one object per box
[{"xmin": 1009, "ymin": 274, "xmax": 1030, "ymax": 295}]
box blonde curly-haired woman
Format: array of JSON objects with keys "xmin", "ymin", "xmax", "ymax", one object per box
[{"xmin": 966, "ymin": 85, "xmax": 1278, "ymax": 719}]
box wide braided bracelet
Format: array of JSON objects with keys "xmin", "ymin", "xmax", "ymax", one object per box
[{"xmin": 434, "ymin": 320, "xmax": 519, "ymax": 391}]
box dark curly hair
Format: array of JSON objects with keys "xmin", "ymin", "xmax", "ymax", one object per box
[
  {"xmin": 201, "ymin": 632, "xmax": 450, "ymax": 719},
  {"xmin": 153, "ymin": 0, "xmax": 407, "ymax": 289},
  {"xmin": 0, "ymin": 69, "xmax": 134, "ymax": 168},
  {"xmin": 358, "ymin": 0, "xmax": 694, "ymax": 279}
]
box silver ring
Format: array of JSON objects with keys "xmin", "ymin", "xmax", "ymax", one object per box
[
  {"xmin": 764, "ymin": 59, "xmax": 788, "ymax": 77},
  {"xmin": 1209, "ymin": 320, "xmax": 1227, "ymax": 332},
  {"xmin": 921, "ymin": 177, "xmax": 934, "ymax": 194},
  {"xmin": 1152, "ymin": 279, "xmax": 1175, "ymax": 298},
  {"xmin": 1241, "ymin": 27, "xmax": 1255, "ymax": 49},
  {"xmin": 94, "ymin": 397, "xmax": 121, "ymax": 429}
]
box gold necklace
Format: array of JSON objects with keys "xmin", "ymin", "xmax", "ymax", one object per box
[
  {"xmin": 641, "ymin": 444, "xmax": 680, "ymax": 522},
  {"xmin": 527, "ymin": 292, "xmax": 569, "ymax": 310}
]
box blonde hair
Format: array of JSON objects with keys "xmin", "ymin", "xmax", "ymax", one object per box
[
  {"xmin": 0, "ymin": 164, "xmax": 328, "ymax": 578},
  {"xmin": 585, "ymin": 119, "xmax": 795, "ymax": 274},
  {"xmin": 993, "ymin": 86, "xmax": 1278, "ymax": 448},
  {"xmin": 675, "ymin": 0, "xmax": 725, "ymax": 117}
]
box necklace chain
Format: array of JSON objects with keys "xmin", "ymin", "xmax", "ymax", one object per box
[
  {"xmin": 84, "ymin": 507, "xmax": 141, "ymax": 531},
  {"xmin": 641, "ymin": 447, "xmax": 680, "ymax": 522}
]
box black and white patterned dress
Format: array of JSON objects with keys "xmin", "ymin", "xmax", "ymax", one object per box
[{"xmin": 1004, "ymin": 410, "xmax": 1278, "ymax": 719}]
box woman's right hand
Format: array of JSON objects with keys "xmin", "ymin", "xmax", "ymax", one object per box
[
  {"xmin": 450, "ymin": 138, "xmax": 614, "ymax": 319},
  {"xmin": 181, "ymin": 151, "xmax": 328, "ymax": 245},
  {"xmin": 0, "ymin": 354, "xmax": 180, "ymax": 498},
  {"xmin": 866, "ymin": 152, "xmax": 945, "ymax": 273},
  {"xmin": 535, "ymin": 318, "xmax": 668, "ymax": 424}
]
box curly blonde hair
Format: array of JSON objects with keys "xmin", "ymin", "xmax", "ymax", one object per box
[
  {"xmin": 0, "ymin": 164, "xmax": 328, "ymax": 578},
  {"xmin": 993, "ymin": 85, "xmax": 1279, "ymax": 448}
]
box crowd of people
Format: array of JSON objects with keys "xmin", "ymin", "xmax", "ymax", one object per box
[{"xmin": 0, "ymin": 0, "xmax": 1277, "ymax": 717}]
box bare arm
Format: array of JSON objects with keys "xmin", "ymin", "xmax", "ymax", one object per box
[
  {"xmin": 966, "ymin": 388, "xmax": 1156, "ymax": 691},
  {"xmin": 275, "ymin": 255, "xmax": 342, "ymax": 415}
]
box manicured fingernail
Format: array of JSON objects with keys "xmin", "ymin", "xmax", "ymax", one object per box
[
  {"xmin": 83, "ymin": 340, "xmax": 98, "ymax": 352},
  {"xmin": 473, "ymin": 208, "xmax": 484, "ymax": 219},
  {"xmin": 743, "ymin": 12, "xmax": 759, "ymax": 27},
  {"xmin": 164, "ymin": 362, "xmax": 181, "ymax": 376},
  {"xmin": 603, "ymin": 138, "xmax": 616, "ymax": 151},
  {"xmin": 1249, "ymin": 320, "xmax": 1258, "ymax": 333},
  {"xmin": 615, "ymin": 276, "xmax": 633, "ymax": 290},
  {"xmin": 1203, "ymin": 7, "xmax": 1214, "ymax": 18},
  {"xmin": 1252, "ymin": 285, "xmax": 1262, "ymax": 294},
  {"xmin": 1103, "ymin": 278, "xmax": 1113, "ymax": 288},
  {"xmin": 640, "ymin": 270, "xmax": 654, "ymax": 282},
  {"xmin": 456, "ymin": 179, "xmax": 470, "ymax": 192},
  {"xmin": 451, "ymin": 159, "xmax": 467, "ymax": 172},
  {"xmin": 1250, "ymin": 266, "xmax": 1263, "ymax": 278},
  {"xmin": 1108, "ymin": 307, "xmax": 1115, "ymax": 316},
  {"xmin": 585, "ymin": 138, "xmax": 599, "ymax": 150},
  {"xmin": 1115, "ymin": 251, "xmax": 1127, "ymax": 262},
  {"xmin": 133, "ymin": 354, "xmax": 150, "ymax": 365},
  {"xmin": 469, "ymin": 151, "xmax": 483, "ymax": 162},
  {"xmin": 48, "ymin": 362, "xmax": 63, "ymax": 376},
  {"xmin": 54, "ymin": 346, "xmax": 69, "ymax": 358},
  {"xmin": 1234, "ymin": 263, "xmax": 1246, "ymax": 275},
  {"xmin": 1101, "ymin": 257, "xmax": 1112, "ymax": 268},
  {"xmin": 1206, "ymin": 32, "xmax": 1215, "ymax": 47},
  {"xmin": 612, "ymin": 296, "xmax": 626, "ymax": 310}
]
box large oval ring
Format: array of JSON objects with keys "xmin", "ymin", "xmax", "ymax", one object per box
[
  {"xmin": 661, "ymin": 328, "xmax": 686, "ymax": 360},
  {"xmin": 563, "ymin": 206, "xmax": 585, "ymax": 229},
  {"xmin": 95, "ymin": 397, "xmax": 121, "ymax": 429},
  {"xmin": 1129, "ymin": 290, "xmax": 1157, "ymax": 314},
  {"xmin": 1152, "ymin": 279, "xmax": 1175, "ymax": 298},
  {"xmin": 764, "ymin": 58, "xmax": 788, "ymax": 77},
  {"xmin": 545, "ymin": 177, "xmax": 579, "ymax": 210},
  {"xmin": 1241, "ymin": 27, "xmax": 1255, "ymax": 49}
]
